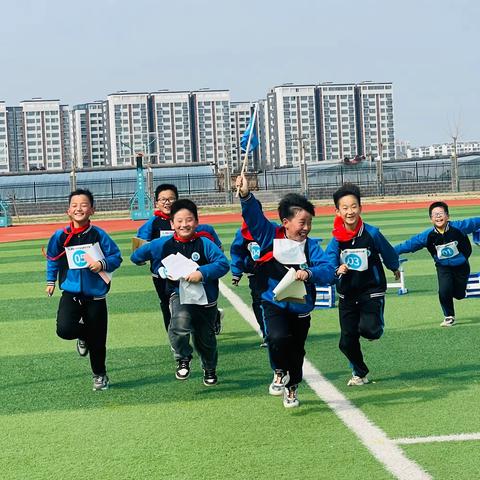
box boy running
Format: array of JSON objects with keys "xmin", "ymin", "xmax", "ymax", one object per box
[
  {"xmin": 45, "ymin": 189, "xmax": 122, "ymax": 391},
  {"xmin": 236, "ymin": 174, "xmax": 335, "ymax": 408},
  {"xmin": 325, "ymin": 184, "xmax": 400, "ymax": 386},
  {"xmin": 131, "ymin": 199, "xmax": 229, "ymax": 386},
  {"xmin": 395, "ymin": 201, "xmax": 480, "ymax": 327}
]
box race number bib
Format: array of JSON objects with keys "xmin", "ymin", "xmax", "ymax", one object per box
[
  {"xmin": 340, "ymin": 248, "xmax": 369, "ymax": 272},
  {"xmin": 65, "ymin": 243, "xmax": 94, "ymax": 269},
  {"xmin": 160, "ymin": 230, "xmax": 174, "ymax": 237},
  {"xmin": 436, "ymin": 241, "xmax": 459, "ymax": 260},
  {"xmin": 247, "ymin": 242, "xmax": 261, "ymax": 261}
]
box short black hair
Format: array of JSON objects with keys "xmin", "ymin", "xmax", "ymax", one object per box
[
  {"xmin": 69, "ymin": 188, "xmax": 94, "ymax": 207},
  {"xmin": 170, "ymin": 198, "xmax": 198, "ymax": 221},
  {"xmin": 333, "ymin": 183, "xmax": 361, "ymax": 208},
  {"xmin": 155, "ymin": 184, "xmax": 178, "ymax": 201},
  {"xmin": 278, "ymin": 193, "xmax": 315, "ymax": 221},
  {"xmin": 429, "ymin": 201, "xmax": 449, "ymax": 217}
]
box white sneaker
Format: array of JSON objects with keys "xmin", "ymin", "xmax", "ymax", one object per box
[
  {"xmin": 76, "ymin": 339, "xmax": 88, "ymax": 357},
  {"xmin": 283, "ymin": 385, "xmax": 299, "ymax": 408},
  {"xmin": 440, "ymin": 316, "xmax": 455, "ymax": 327},
  {"xmin": 347, "ymin": 375, "xmax": 369, "ymax": 386},
  {"xmin": 269, "ymin": 369, "xmax": 289, "ymax": 396},
  {"xmin": 93, "ymin": 374, "xmax": 109, "ymax": 391}
]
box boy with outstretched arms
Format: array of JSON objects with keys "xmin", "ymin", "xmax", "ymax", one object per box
[
  {"xmin": 131, "ymin": 199, "xmax": 229, "ymax": 386},
  {"xmin": 395, "ymin": 201, "xmax": 480, "ymax": 327},
  {"xmin": 325, "ymin": 184, "xmax": 400, "ymax": 386},
  {"xmin": 236, "ymin": 174, "xmax": 336, "ymax": 408},
  {"xmin": 45, "ymin": 189, "xmax": 122, "ymax": 391},
  {"xmin": 136, "ymin": 183, "xmax": 224, "ymax": 333}
]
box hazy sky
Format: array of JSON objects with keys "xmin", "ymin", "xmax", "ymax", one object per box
[{"xmin": 1, "ymin": 0, "xmax": 478, "ymax": 146}]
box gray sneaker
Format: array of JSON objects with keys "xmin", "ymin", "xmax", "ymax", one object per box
[
  {"xmin": 93, "ymin": 374, "xmax": 109, "ymax": 391},
  {"xmin": 269, "ymin": 369, "xmax": 289, "ymax": 396}
]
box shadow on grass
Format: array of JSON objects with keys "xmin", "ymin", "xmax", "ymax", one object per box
[{"xmin": 0, "ymin": 332, "xmax": 273, "ymax": 416}]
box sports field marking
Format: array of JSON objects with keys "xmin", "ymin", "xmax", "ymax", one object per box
[
  {"xmin": 395, "ymin": 432, "xmax": 480, "ymax": 445},
  {"xmin": 219, "ymin": 281, "xmax": 432, "ymax": 480}
]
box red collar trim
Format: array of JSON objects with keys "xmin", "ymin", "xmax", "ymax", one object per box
[
  {"xmin": 154, "ymin": 210, "xmax": 171, "ymax": 220},
  {"xmin": 332, "ymin": 216, "xmax": 363, "ymax": 242}
]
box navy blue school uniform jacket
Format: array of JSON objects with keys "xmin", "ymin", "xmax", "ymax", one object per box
[
  {"xmin": 326, "ymin": 223, "xmax": 400, "ymax": 298},
  {"xmin": 130, "ymin": 234, "xmax": 229, "ymax": 305},
  {"xmin": 240, "ymin": 193, "xmax": 336, "ymax": 315},
  {"xmin": 46, "ymin": 225, "xmax": 123, "ymax": 298},
  {"xmin": 395, "ymin": 218, "xmax": 480, "ymax": 267}
]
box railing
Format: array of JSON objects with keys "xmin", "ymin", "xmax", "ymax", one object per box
[{"xmin": 2, "ymin": 157, "xmax": 480, "ymax": 203}]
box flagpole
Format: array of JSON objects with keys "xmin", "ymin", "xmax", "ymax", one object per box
[{"xmin": 236, "ymin": 103, "xmax": 258, "ymax": 197}]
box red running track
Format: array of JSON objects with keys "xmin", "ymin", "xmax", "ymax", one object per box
[{"xmin": 1, "ymin": 198, "xmax": 480, "ymax": 243}]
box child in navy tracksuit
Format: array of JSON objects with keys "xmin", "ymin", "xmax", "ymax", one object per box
[
  {"xmin": 395, "ymin": 201, "xmax": 480, "ymax": 327},
  {"xmin": 236, "ymin": 174, "xmax": 336, "ymax": 408},
  {"xmin": 45, "ymin": 189, "xmax": 122, "ymax": 391},
  {"xmin": 230, "ymin": 221, "xmax": 266, "ymax": 345},
  {"xmin": 326, "ymin": 184, "xmax": 399, "ymax": 387},
  {"xmin": 131, "ymin": 199, "xmax": 229, "ymax": 386},
  {"xmin": 137, "ymin": 183, "xmax": 223, "ymax": 333}
]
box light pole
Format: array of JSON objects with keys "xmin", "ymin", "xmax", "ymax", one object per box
[
  {"xmin": 293, "ymin": 134, "xmax": 309, "ymax": 197},
  {"xmin": 375, "ymin": 142, "xmax": 384, "ymax": 195},
  {"xmin": 451, "ymin": 135, "xmax": 459, "ymax": 192}
]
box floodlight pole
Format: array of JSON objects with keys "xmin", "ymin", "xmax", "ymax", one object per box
[{"xmin": 451, "ymin": 136, "xmax": 459, "ymax": 192}]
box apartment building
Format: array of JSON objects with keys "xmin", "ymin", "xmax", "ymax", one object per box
[
  {"xmin": 72, "ymin": 101, "xmax": 109, "ymax": 169},
  {"xmin": 151, "ymin": 91, "xmax": 192, "ymax": 164},
  {"xmin": 356, "ymin": 82, "xmax": 395, "ymax": 161},
  {"xmin": 190, "ymin": 90, "xmax": 231, "ymax": 170},
  {"xmin": 107, "ymin": 92, "xmax": 150, "ymax": 167},
  {"xmin": 0, "ymin": 102, "xmax": 8, "ymax": 172}
]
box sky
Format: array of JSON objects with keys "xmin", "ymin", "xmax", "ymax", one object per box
[{"xmin": 1, "ymin": 0, "xmax": 478, "ymax": 147}]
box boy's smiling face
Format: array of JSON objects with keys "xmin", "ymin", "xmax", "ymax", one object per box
[
  {"xmin": 67, "ymin": 194, "xmax": 94, "ymax": 228},
  {"xmin": 430, "ymin": 206, "xmax": 449, "ymax": 230},
  {"xmin": 156, "ymin": 189, "xmax": 177, "ymax": 215},
  {"xmin": 282, "ymin": 209, "xmax": 312, "ymax": 242},
  {"xmin": 336, "ymin": 194, "xmax": 362, "ymax": 231},
  {"xmin": 171, "ymin": 208, "xmax": 199, "ymax": 240}
]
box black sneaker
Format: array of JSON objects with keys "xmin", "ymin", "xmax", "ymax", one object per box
[
  {"xmin": 175, "ymin": 359, "xmax": 191, "ymax": 380},
  {"xmin": 76, "ymin": 339, "xmax": 89, "ymax": 357},
  {"xmin": 203, "ymin": 369, "xmax": 218, "ymax": 386},
  {"xmin": 214, "ymin": 308, "xmax": 224, "ymax": 335}
]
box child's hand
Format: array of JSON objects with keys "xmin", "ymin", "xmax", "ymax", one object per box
[
  {"xmin": 184, "ymin": 271, "xmax": 203, "ymax": 283},
  {"xmin": 45, "ymin": 285, "xmax": 55, "ymax": 297},
  {"xmin": 88, "ymin": 260, "xmax": 103, "ymax": 273},
  {"xmin": 393, "ymin": 269, "xmax": 401, "ymax": 281},
  {"xmin": 295, "ymin": 270, "xmax": 309, "ymax": 281},
  {"xmin": 235, "ymin": 174, "xmax": 249, "ymax": 197},
  {"xmin": 336, "ymin": 264, "xmax": 349, "ymax": 276}
]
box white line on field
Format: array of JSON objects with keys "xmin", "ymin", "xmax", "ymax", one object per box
[
  {"xmin": 395, "ymin": 433, "xmax": 480, "ymax": 445},
  {"xmin": 219, "ymin": 281, "xmax": 432, "ymax": 480}
]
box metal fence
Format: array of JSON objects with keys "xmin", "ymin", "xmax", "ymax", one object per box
[{"xmin": 2, "ymin": 156, "xmax": 480, "ymax": 203}]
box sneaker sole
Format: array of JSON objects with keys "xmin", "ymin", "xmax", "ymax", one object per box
[
  {"xmin": 93, "ymin": 384, "xmax": 109, "ymax": 391},
  {"xmin": 283, "ymin": 401, "xmax": 300, "ymax": 408},
  {"xmin": 203, "ymin": 381, "xmax": 218, "ymax": 387},
  {"xmin": 269, "ymin": 386, "xmax": 284, "ymax": 396},
  {"xmin": 175, "ymin": 373, "xmax": 190, "ymax": 380}
]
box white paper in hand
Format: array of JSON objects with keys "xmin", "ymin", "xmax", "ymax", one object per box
[
  {"xmin": 273, "ymin": 267, "xmax": 307, "ymax": 303},
  {"xmin": 179, "ymin": 278, "xmax": 208, "ymax": 305},
  {"xmin": 161, "ymin": 253, "xmax": 199, "ymax": 281},
  {"xmin": 273, "ymin": 239, "xmax": 307, "ymax": 265}
]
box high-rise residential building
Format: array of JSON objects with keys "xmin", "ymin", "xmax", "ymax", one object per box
[
  {"xmin": 266, "ymin": 84, "xmax": 319, "ymax": 168},
  {"xmin": 151, "ymin": 91, "xmax": 192, "ymax": 164},
  {"xmin": 6, "ymin": 106, "xmax": 25, "ymax": 173},
  {"xmin": 107, "ymin": 92, "xmax": 150, "ymax": 167},
  {"xmin": 230, "ymin": 101, "xmax": 259, "ymax": 172},
  {"xmin": 20, "ymin": 99, "xmax": 67, "ymax": 171},
  {"xmin": 0, "ymin": 102, "xmax": 8, "ymax": 172},
  {"xmin": 72, "ymin": 101, "xmax": 109, "ymax": 169},
  {"xmin": 317, "ymin": 83, "xmax": 358, "ymax": 162},
  {"xmin": 190, "ymin": 90, "xmax": 231, "ymax": 171},
  {"xmin": 356, "ymin": 82, "xmax": 395, "ymax": 161}
]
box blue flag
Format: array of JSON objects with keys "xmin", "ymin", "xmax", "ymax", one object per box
[{"xmin": 240, "ymin": 116, "xmax": 259, "ymax": 153}]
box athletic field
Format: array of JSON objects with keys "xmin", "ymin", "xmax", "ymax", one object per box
[{"xmin": 1, "ymin": 205, "xmax": 480, "ymax": 479}]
